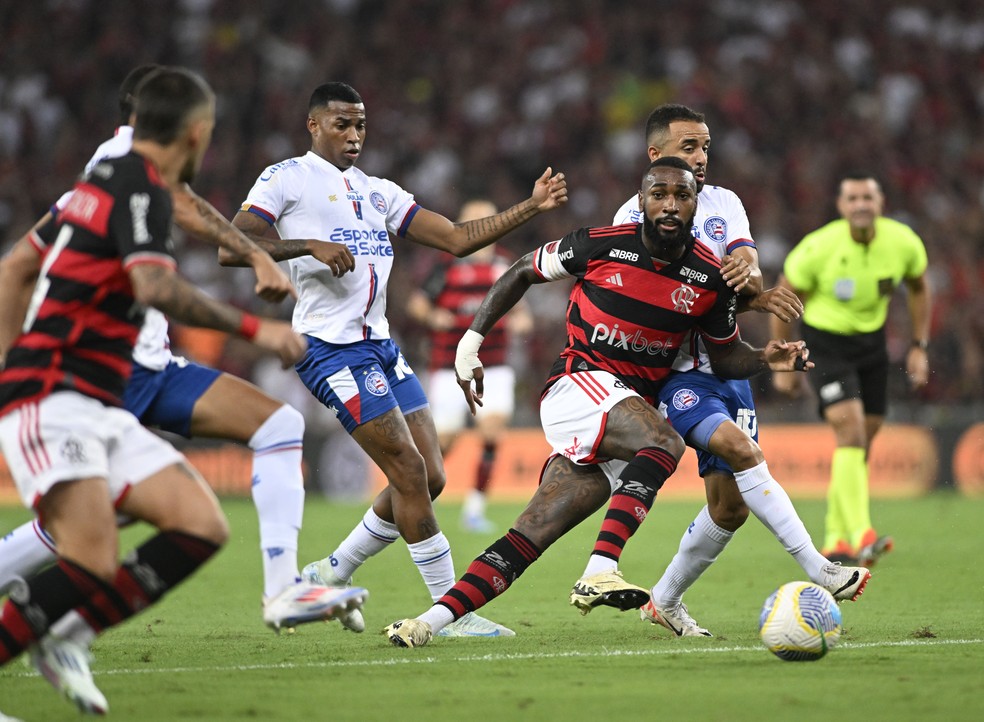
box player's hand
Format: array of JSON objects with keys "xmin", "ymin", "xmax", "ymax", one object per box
[
  {"xmin": 763, "ymin": 339, "xmax": 813, "ymax": 373},
  {"xmin": 308, "ymin": 240, "xmax": 356, "ymax": 277},
  {"xmin": 748, "ymin": 286, "xmax": 803, "ymax": 322},
  {"xmin": 530, "ymin": 167, "xmax": 568, "ymax": 212},
  {"xmin": 906, "ymin": 346, "xmax": 930, "ymax": 390},
  {"xmin": 249, "ymin": 249, "xmax": 296, "ymax": 302},
  {"xmin": 771, "ymin": 369, "xmax": 802, "ymax": 397},
  {"xmin": 253, "ymin": 319, "xmax": 308, "ymax": 369},
  {"xmin": 455, "ymin": 329, "xmax": 486, "ymax": 415},
  {"xmin": 720, "ymin": 254, "xmax": 752, "ymax": 293}
]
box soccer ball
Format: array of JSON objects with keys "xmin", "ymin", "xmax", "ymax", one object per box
[{"xmin": 759, "ymin": 581, "xmax": 842, "ymax": 661}]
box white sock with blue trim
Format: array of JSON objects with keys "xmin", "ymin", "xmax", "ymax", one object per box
[{"xmin": 407, "ymin": 532, "xmax": 455, "ymax": 602}]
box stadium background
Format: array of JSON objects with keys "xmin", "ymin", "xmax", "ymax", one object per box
[{"xmin": 1, "ymin": 0, "xmax": 982, "ymax": 498}]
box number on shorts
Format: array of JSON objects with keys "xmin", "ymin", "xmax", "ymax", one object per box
[{"xmin": 735, "ymin": 407, "xmax": 757, "ymax": 438}]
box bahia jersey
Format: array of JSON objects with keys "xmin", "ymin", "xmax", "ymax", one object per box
[
  {"xmin": 533, "ymin": 223, "xmax": 739, "ymax": 404},
  {"xmin": 422, "ymin": 252, "xmax": 513, "ymax": 371},
  {"xmin": 49, "ymin": 125, "xmax": 172, "ymax": 372},
  {"xmin": 612, "ymin": 184, "xmax": 754, "ymax": 373},
  {"xmin": 0, "ymin": 152, "xmax": 176, "ymax": 416},
  {"xmin": 240, "ymin": 152, "xmax": 420, "ymax": 344}
]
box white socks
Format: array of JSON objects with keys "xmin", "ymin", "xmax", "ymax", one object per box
[
  {"xmin": 734, "ymin": 461, "xmax": 827, "ymax": 581},
  {"xmin": 249, "ymin": 404, "xmax": 306, "ymax": 598},
  {"xmin": 652, "ymin": 505, "xmax": 733, "ymax": 606},
  {"xmin": 0, "ymin": 519, "xmax": 57, "ymax": 592},
  {"xmin": 407, "ymin": 532, "xmax": 455, "ymax": 602},
  {"xmin": 328, "ymin": 508, "xmax": 400, "ymax": 582}
]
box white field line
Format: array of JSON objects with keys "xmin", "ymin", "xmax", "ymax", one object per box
[{"xmin": 2, "ymin": 637, "xmax": 981, "ymax": 680}]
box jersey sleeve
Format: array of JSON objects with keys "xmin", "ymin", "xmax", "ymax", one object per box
[
  {"xmin": 903, "ymin": 226, "xmax": 929, "ymax": 279},
  {"xmin": 369, "ymin": 176, "xmax": 420, "ymax": 238},
  {"xmin": 240, "ymin": 159, "xmax": 301, "ymax": 226},
  {"xmin": 531, "ymin": 227, "xmax": 592, "ymax": 281},
  {"xmin": 697, "ymin": 288, "xmax": 740, "ymax": 344},
  {"xmin": 110, "ymin": 182, "xmax": 176, "ymax": 271},
  {"xmin": 718, "ymin": 189, "xmax": 754, "ymax": 254},
  {"xmin": 782, "ymin": 231, "xmax": 820, "ymax": 292}
]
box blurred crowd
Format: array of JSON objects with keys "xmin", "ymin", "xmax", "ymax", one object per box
[{"xmin": 2, "ymin": 0, "xmax": 982, "ymax": 430}]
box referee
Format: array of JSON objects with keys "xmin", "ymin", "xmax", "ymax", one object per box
[{"xmin": 771, "ymin": 172, "xmax": 931, "ymax": 566}]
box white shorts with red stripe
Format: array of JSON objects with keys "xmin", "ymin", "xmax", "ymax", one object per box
[
  {"xmin": 0, "ymin": 391, "xmax": 185, "ymax": 509},
  {"xmin": 539, "ymin": 370, "xmax": 644, "ymax": 465}
]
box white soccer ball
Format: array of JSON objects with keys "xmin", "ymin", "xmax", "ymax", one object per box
[{"xmin": 759, "ymin": 581, "xmax": 842, "ymax": 661}]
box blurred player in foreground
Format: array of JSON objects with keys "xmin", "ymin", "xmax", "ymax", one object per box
[
  {"xmin": 382, "ymin": 158, "xmax": 814, "ymax": 647},
  {"xmin": 408, "ymin": 199, "xmax": 534, "ymax": 533},
  {"xmin": 0, "ymin": 68, "xmax": 350, "ymax": 717},
  {"xmin": 0, "ymin": 65, "xmax": 362, "ymax": 671},
  {"xmin": 772, "ymin": 172, "xmax": 931, "ymax": 565}
]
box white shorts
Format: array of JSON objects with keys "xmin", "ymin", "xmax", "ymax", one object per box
[
  {"xmin": 428, "ymin": 365, "xmax": 516, "ymax": 435},
  {"xmin": 540, "ymin": 371, "xmax": 642, "ymax": 494},
  {"xmin": 0, "ymin": 391, "xmax": 185, "ymax": 509}
]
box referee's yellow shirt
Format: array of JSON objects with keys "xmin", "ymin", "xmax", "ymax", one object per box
[{"xmin": 783, "ymin": 217, "xmax": 928, "ymax": 335}]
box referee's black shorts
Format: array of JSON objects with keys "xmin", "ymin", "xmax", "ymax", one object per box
[{"xmin": 801, "ymin": 324, "xmax": 889, "ymax": 418}]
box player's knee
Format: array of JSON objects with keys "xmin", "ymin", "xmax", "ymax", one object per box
[
  {"xmin": 255, "ymin": 404, "xmax": 305, "ymax": 446},
  {"xmin": 653, "ymin": 427, "xmax": 685, "ymax": 461},
  {"xmin": 708, "ymin": 497, "xmax": 749, "ymax": 531},
  {"xmin": 427, "ymin": 466, "xmax": 447, "ymax": 500},
  {"xmin": 190, "ymin": 511, "xmax": 230, "ymax": 547},
  {"xmin": 716, "ymin": 434, "xmax": 764, "ymax": 472}
]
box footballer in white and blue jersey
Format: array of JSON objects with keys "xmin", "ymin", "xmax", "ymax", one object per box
[
  {"xmin": 613, "ymin": 184, "xmax": 759, "ymax": 476},
  {"xmin": 239, "ymin": 146, "xmax": 428, "ymax": 432}
]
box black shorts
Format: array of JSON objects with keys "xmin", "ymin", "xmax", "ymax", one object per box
[{"xmin": 801, "ymin": 324, "xmax": 889, "ymax": 418}]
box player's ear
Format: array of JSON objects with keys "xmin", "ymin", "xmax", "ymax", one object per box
[{"xmin": 637, "ymin": 190, "xmax": 644, "ymax": 212}]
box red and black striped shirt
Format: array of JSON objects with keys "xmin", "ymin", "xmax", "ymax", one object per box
[
  {"xmin": 0, "ymin": 152, "xmax": 176, "ymax": 416},
  {"xmin": 533, "ymin": 223, "xmax": 738, "ymax": 404},
  {"xmin": 423, "ymin": 252, "xmax": 513, "ymax": 370}
]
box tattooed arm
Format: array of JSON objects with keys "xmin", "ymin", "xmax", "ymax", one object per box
[
  {"xmin": 222, "ymin": 210, "xmax": 356, "ymax": 277},
  {"xmin": 170, "ymin": 184, "xmax": 295, "ymax": 301},
  {"xmin": 128, "ymin": 263, "xmax": 306, "ymax": 367},
  {"xmin": 404, "ymin": 168, "xmax": 568, "ymax": 257}
]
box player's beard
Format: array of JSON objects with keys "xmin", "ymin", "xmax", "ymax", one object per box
[{"xmin": 643, "ymin": 213, "xmax": 693, "ymax": 261}]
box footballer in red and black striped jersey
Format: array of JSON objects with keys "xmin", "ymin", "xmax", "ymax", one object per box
[
  {"xmin": 533, "ymin": 220, "xmax": 738, "ymax": 405},
  {"xmin": 0, "ymin": 152, "xmax": 175, "ymax": 416}
]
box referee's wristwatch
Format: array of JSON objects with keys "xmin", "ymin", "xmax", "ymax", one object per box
[{"xmin": 911, "ymin": 339, "xmax": 929, "ymax": 351}]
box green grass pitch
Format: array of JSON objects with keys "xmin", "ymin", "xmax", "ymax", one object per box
[{"xmin": 2, "ymin": 492, "xmax": 982, "ymax": 721}]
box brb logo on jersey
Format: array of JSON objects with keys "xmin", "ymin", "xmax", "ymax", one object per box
[
  {"xmin": 672, "ymin": 388, "xmax": 700, "ymax": 411},
  {"xmin": 704, "ymin": 216, "xmax": 727, "ymax": 242},
  {"xmin": 369, "ymin": 191, "xmax": 387, "ymax": 214},
  {"xmin": 590, "ymin": 322, "xmax": 672, "ymax": 356},
  {"xmin": 365, "ymin": 370, "xmax": 389, "ymax": 396},
  {"xmin": 671, "ymin": 285, "xmax": 699, "ymax": 313}
]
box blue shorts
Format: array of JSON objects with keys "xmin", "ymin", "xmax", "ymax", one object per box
[
  {"xmin": 122, "ymin": 358, "xmax": 222, "ymax": 438},
  {"xmin": 657, "ymin": 371, "xmax": 758, "ymax": 477},
  {"xmin": 295, "ymin": 337, "xmax": 428, "ymax": 434}
]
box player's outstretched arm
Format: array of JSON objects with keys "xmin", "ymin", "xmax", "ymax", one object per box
[
  {"xmin": 403, "ymin": 167, "xmax": 568, "ymax": 257},
  {"xmin": 740, "ymin": 285, "xmax": 803, "ymax": 322},
  {"xmin": 129, "ymin": 263, "xmax": 306, "ymax": 368},
  {"xmin": 222, "ymin": 210, "xmax": 355, "ymax": 277},
  {"xmin": 705, "ymin": 337, "xmax": 813, "ymax": 380},
  {"xmin": 170, "ymin": 184, "xmax": 296, "ymax": 302},
  {"xmin": 767, "ymin": 274, "xmax": 807, "ymax": 395}
]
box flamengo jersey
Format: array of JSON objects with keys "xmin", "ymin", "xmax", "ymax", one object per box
[
  {"xmin": 423, "ymin": 252, "xmax": 512, "ymax": 370},
  {"xmin": 49, "ymin": 125, "xmax": 172, "ymax": 372},
  {"xmin": 533, "ymin": 223, "xmax": 739, "ymax": 404},
  {"xmin": 613, "ymin": 184, "xmax": 754, "ymax": 373},
  {"xmin": 0, "ymin": 152, "xmax": 176, "ymax": 416},
  {"xmin": 241, "ymin": 151, "xmax": 420, "ymax": 344}
]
